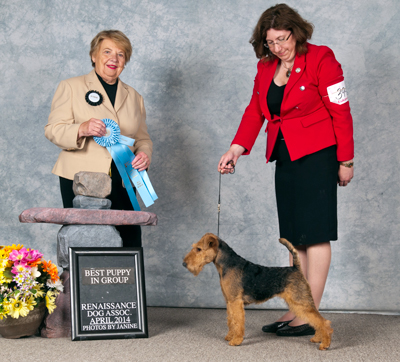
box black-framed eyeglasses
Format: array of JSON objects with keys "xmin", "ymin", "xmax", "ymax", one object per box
[{"xmin": 264, "ymin": 32, "xmax": 292, "ymax": 49}]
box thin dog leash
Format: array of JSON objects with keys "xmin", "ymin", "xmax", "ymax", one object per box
[{"xmin": 217, "ymin": 160, "xmax": 235, "ymax": 237}]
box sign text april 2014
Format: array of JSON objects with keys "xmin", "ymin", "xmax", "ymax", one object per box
[{"xmin": 81, "ymin": 301, "xmax": 138, "ymax": 331}]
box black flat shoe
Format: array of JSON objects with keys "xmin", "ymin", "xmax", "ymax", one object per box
[
  {"xmin": 276, "ymin": 324, "xmax": 315, "ymax": 336},
  {"xmin": 262, "ymin": 320, "xmax": 292, "ymax": 333}
]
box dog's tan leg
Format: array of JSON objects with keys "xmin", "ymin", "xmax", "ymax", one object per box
[
  {"xmin": 310, "ymin": 319, "xmax": 333, "ymax": 350},
  {"xmin": 225, "ymin": 299, "xmax": 245, "ymax": 346},
  {"xmin": 280, "ymin": 288, "xmax": 333, "ymax": 350},
  {"xmin": 225, "ymin": 303, "xmax": 234, "ymax": 342}
]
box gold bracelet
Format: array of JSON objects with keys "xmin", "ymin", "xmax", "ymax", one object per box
[{"xmin": 340, "ymin": 161, "xmax": 354, "ymax": 168}]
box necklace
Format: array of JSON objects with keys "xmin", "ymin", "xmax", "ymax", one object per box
[{"xmin": 281, "ymin": 62, "xmax": 294, "ymax": 78}]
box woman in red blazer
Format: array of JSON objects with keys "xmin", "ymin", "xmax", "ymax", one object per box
[{"xmin": 219, "ymin": 4, "xmax": 354, "ymax": 337}]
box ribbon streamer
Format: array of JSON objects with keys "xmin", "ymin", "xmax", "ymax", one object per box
[{"xmin": 94, "ymin": 118, "xmax": 158, "ymax": 211}]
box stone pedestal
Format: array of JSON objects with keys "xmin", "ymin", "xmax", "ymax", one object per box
[
  {"xmin": 41, "ymin": 270, "xmax": 71, "ymax": 338},
  {"xmin": 43, "ymin": 191, "xmax": 121, "ymax": 338},
  {"xmin": 17, "ymin": 172, "xmax": 159, "ymax": 338}
]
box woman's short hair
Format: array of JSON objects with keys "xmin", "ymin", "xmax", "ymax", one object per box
[
  {"xmin": 90, "ymin": 30, "xmax": 132, "ymax": 67},
  {"xmin": 250, "ymin": 3, "xmax": 314, "ymax": 62}
]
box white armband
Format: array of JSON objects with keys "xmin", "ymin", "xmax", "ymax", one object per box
[{"xmin": 327, "ymin": 80, "xmax": 348, "ymax": 105}]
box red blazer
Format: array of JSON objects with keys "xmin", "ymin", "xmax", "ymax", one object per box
[{"xmin": 231, "ymin": 43, "xmax": 354, "ymax": 162}]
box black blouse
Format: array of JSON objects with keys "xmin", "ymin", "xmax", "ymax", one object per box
[
  {"xmin": 267, "ymin": 80, "xmax": 286, "ymax": 141},
  {"xmin": 96, "ymin": 72, "xmax": 118, "ymax": 107},
  {"xmin": 267, "ymin": 79, "xmax": 285, "ymax": 117}
]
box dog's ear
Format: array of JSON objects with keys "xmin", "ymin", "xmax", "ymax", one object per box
[{"xmin": 202, "ymin": 233, "xmax": 218, "ymax": 249}]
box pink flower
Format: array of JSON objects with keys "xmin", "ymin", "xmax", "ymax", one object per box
[
  {"xmin": 25, "ymin": 249, "xmax": 43, "ymax": 264},
  {"xmin": 8, "ymin": 248, "xmax": 29, "ymax": 263},
  {"xmin": 11, "ymin": 261, "xmax": 30, "ymax": 275}
]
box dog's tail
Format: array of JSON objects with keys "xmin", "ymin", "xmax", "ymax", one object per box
[{"xmin": 279, "ymin": 238, "xmax": 301, "ymax": 271}]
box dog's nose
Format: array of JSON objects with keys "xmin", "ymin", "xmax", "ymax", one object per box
[{"xmin": 182, "ymin": 262, "xmax": 187, "ymax": 268}]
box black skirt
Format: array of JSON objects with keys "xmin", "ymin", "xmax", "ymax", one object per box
[{"xmin": 273, "ymin": 138, "xmax": 339, "ymax": 246}]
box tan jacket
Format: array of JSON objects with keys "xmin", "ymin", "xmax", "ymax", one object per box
[{"xmin": 45, "ymin": 70, "xmax": 153, "ymax": 180}]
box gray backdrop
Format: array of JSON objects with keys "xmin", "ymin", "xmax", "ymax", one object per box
[{"xmin": 1, "ymin": 0, "xmax": 399, "ymax": 313}]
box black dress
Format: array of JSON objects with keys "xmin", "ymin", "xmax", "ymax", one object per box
[{"xmin": 267, "ymin": 80, "xmax": 338, "ymax": 246}]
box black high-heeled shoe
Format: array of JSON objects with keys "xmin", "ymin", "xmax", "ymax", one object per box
[{"xmin": 262, "ymin": 320, "xmax": 292, "ymax": 333}]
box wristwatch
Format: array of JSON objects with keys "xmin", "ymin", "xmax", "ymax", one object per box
[{"xmin": 339, "ymin": 161, "xmax": 354, "ymax": 168}]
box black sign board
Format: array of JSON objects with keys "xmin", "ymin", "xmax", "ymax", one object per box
[{"xmin": 69, "ymin": 247, "xmax": 148, "ymax": 341}]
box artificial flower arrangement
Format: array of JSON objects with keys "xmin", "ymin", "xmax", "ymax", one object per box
[{"xmin": 0, "ymin": 244, "xmax": 63, "ymax": 320}]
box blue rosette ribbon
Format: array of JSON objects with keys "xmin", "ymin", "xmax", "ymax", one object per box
[{"xmin": 93, "ymin": 118, "xmax": 158, "ymax": 210}]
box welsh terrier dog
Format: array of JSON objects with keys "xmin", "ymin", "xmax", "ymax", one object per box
[{"xmin": 183, "ymin": 233, "xmax": 333, "ymax": 350}]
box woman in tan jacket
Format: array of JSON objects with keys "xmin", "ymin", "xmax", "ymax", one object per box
[{"xmin": 45, "ymin": 30, "xmax": 153, "ymax": 247}]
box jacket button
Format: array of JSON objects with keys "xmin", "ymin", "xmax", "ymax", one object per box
[
  {"xmin": 295, "ymin": 68, "xmax": 301, "ymax": 73},
  {"xmin": 300, "ymin": 86, "xmax": 305, "ymax": 91}
]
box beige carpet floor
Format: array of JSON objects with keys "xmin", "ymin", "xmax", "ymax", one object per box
[{"xmin": 1, "ymin": 307, "xmax": 399, "ymax": 362}]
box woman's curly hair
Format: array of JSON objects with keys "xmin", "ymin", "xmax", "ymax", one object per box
[{"xmin": 250, "ymin": 3, "xmax": 314, "ymax": 62}]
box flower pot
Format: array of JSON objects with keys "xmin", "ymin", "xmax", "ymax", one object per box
[{"xmin": 0, "ymin": 302, "xmax": 46, "ymax": 339}]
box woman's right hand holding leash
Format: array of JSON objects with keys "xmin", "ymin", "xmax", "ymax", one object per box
[{"xmin": 218, "ymin": 144, "xmax": 246, "ymax": 174}]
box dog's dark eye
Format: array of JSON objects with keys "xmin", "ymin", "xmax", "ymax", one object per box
[{"xmin": 196, "ymin": 248, "xmax": 201, "ymax": 252}]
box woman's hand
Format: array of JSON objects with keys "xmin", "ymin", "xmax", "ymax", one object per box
[
  {"xmin": 338, "ymin": 161, "xmax": 354, "ymax": 187},
  {"xmin": 78, "ymin": 118, "xmax": 106, "ymax": 139},
  {"xmin": 131, "ymin": 152, "xmax": 150, "ymax": 172},
  {"xmin": 218, "ymin": 144, "xmax": 246, "ymax": 174}
]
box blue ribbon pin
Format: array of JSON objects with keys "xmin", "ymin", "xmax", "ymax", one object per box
[{"xmin": 93, "ymin": 118, "xmax": 157, "ymax": 211}]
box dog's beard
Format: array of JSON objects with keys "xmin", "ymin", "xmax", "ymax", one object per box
[{"xmin": 184, "ymin": 264, "xmax": 203, "ymax": 276}]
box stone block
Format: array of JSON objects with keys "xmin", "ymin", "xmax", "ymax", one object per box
[
  {"xmin": 73, "ymin": 171, "xmax": 111, "ymax": 198},
  {"xmin": 57, "ymin": 225, "xmax": 122, "ymax": 269},
  {"xmin": 73, "ymin": 195, "xmax": 112, "ymax": 209}
]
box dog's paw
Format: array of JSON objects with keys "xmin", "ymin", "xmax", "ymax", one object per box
[
  {"xmin": 318, "ymin": 343, "xmax": 330, "ymax": 351},
  {"xmin": 228, "ymin": 337, "xmax": 243, "ymax": 346},
  {"xmin": 310, "ymin": 335, "xmax": 321, "ymax": 343},
  {"xmin": 225, "ymin": 333, "xmax": 233, "ymax": 341}
]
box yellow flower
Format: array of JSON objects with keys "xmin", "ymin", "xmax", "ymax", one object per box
[
  {"xmin": 32, "ymin": 284, "xmax": 45, "ymax": 298},
  {"xmin": 2, "ymin": 244, "xmax": 24, "ymax": 259},
  {"xmin": 47, "ymin": 290, "xmax": 56, "ymax": 301},
  {"xmin": 7, "ymin": 297, "xmax": 30, "ymax": 319},
  {"xmin": 45, "ymin": 291, "xmax": 57, "ymax": 314},
  {"xmin": 2, "ymin": 297, "xmax": 10, "ymax": 308},
  {"xmin": 0, "ymin": 299, "xmax": 10, "ymax": 320},
  {"xmin": 25, "ymin": 296, "xmax": 37, "ymax": 311},
  {"xmin": 0, "ymin": 309, "xmax": 10, "ymax": 320},
  {"xmin": 0, "ymin": 274, "xmax": 7, "ymax": 284},
  {"xmin": 3, "ymin": 244, "xmax": 23, "ymax": 252},
  {"xmin": 0, "ymin": 259, "xmax": 7, "ymax": 270},
  {"xmin": 1, "ymin": 267, "xmax": 13, "ymax": 283}
]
